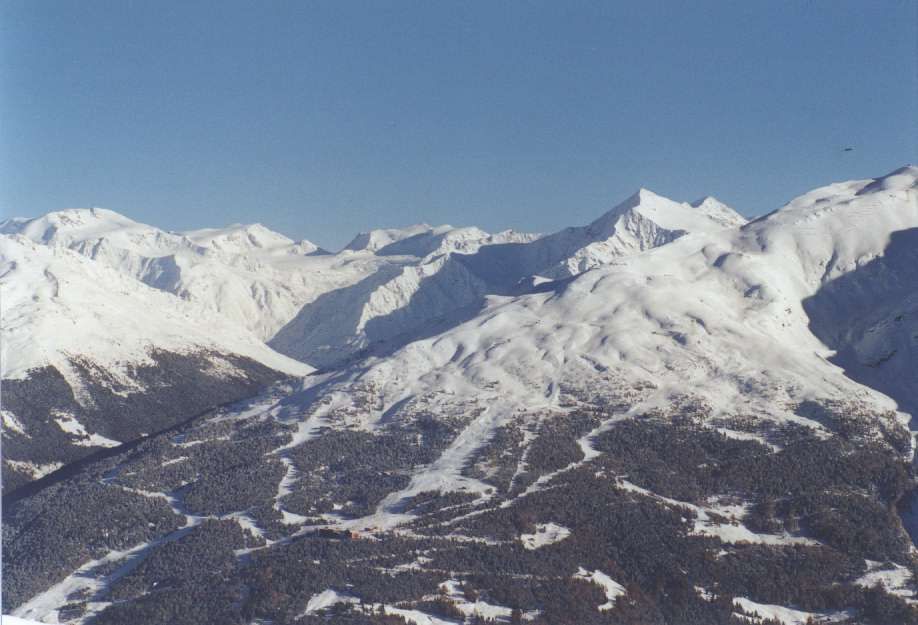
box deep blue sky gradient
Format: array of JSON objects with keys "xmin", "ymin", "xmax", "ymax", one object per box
[{"xmin": 2, "ymin": 1, "xmax": 916, "ymax": 249}]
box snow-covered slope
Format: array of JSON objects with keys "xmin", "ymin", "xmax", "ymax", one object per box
[
  {"xmin": 10, "ymin": 194, "xmax": 736, "ymax": 374},
  {"xmin": 270, "ymin": 188, "xmax": 745, "ymax": 368},
  {"xmin": 369, "ymin": 224, "xmax": 538, "ymax": 257},
  {"xmin": 342, "ymin": 222, "xmax": 537, "ymax": 255},
  {"xmin": 2, "ymin": 616, "xmax": 45, "ymax": 625},
  {"xmin": 0, "ymin": 209, "xmax": 383, "ymax": 340},
  {"xmin": 282, "ymin": 166, "xmax": 917, "ymax": 471},
  {"xmin": 182, "ymin": 222, "xmax": 324, "ymax": 256},
  {"xmin": 270, "ymin": 253, "xmax": 492, "ymax": 369},
  {"xmin": 0, "ymin": 208, "xmax": 547, "ymax": 374},
  {"xmin": 0, "ymin": 234, "xmax": 310, "ymax": 381},
  {"xmin": 344, "ymin": 223, "xmax": 440, "ymax": 253}
]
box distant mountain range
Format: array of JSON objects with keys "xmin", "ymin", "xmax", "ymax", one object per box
[{"xmin": 3, "ymin": 166, "xmax": 918, "ymax": 625}]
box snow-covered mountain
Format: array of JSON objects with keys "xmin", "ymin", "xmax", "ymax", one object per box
[
  {"xmin": 182, "ymin": 222, "xmax": 324, "ymax": 256},
  {"xmin": 463, "ymin": 188, "xmax": 747, "ymax": 284},
  {"xmin": 4, "ymin": 166, "xmax": 918, "ymax": 625},
  {"xmin": 3, "ymin": 191, "xmax": 743, "ymax": 375},
  {"xmin": 269, "ymin": 189, "xmax": 746, "ymax": 368},
  {"xmin": 344, "ymin": 223, "xmax": 442, "ymax": 253},
  {"xmin": 0, "ymin": 234, "xmax": 310, "ymax": 381},
  {"xmin": 0, "ymin": 209, "xmax": 547, "ymax": 493},
  {"xmin": 345, "ymin": 223, "xmax": 539, "ymax": 257},
  {"xmin": 0, "ymin": 209, "xmax": 387, "ymax": 340},
  {"xmin": 0, "ymin": 233, "xmax": 313, "ymax": 492},
  {"xmin": 265, "ymin": 166, "xmax": 917, "ymax": 499}
]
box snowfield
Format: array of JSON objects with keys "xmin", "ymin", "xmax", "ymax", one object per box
[
  {"xmin": 574, "ymin": 568, "xmax": 627, "ymax": 611},
  {"xmin": 732, "ymin": 597, "xmax": 853, "ymax": 624},
  {"xmin": 520, "ymin": 522, "xmax": 571, "ymax": 549},
  {"xmin": 2, "ymin": 617, "xmax": 47, "ymax": 625}
]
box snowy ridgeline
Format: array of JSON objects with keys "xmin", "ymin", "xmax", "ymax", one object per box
[
  {"xmin": 1, "ymin": 182, "xmax": 746, "ymax": 379},
  {"xmin": 247, "ymin": 164, "xmax": 918, "ymax": 465},
  {"xmin": 0, "ymin": 172, "xmax": 755, "ymax": 494},
  {"xmin": 2, "ymin": 166, "xmax": 918, "ymax": 625}
]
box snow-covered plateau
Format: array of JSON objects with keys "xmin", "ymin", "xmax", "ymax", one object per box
[{"xmin": 3, "ymin": 166, "xmax": 918, "ymax": 625}]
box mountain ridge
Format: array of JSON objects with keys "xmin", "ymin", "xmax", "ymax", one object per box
[
  {"xmin": 269, "ymin": 187, "xmax": 747, "ymax": 368},
  {"xmin": 4, "ymin": 166, "xmax": 918, "ymax": 625}
]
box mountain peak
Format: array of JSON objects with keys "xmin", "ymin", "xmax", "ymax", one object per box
[
  {"xmin": 580, "ymin": 188, "xmax": 745, "ymax": 250},
  {"xmin": 633, "ymin": 187, "xmax": 666, "ymax": 201},
  {"xmin": 181, "ymin": 222, "xmax": 315, "ymax": 254},
  {"xmin": 2, "ymin": 206, "xmax": 134, "ymax": 227},
  {"xmin": 0, "ymin": 207, "xmax": 145, "ymax": 245},
  {"xmin": 609, "ymin": 187, "xmax": 671, "ymax": 213},
  {"xmin": 343, "ymin": 223, "xmax": 439, "ymax": 253},
  {"xmin": 591, "ymin": 188, "xmax": 682, "ymax": 229}
]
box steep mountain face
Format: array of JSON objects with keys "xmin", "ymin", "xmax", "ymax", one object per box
[
  {"xmin": 796, "ymin": 168, "xmax": 918, "ymax": 420},
  {"xmin": 531, "ymin": 189, "xmax": 746, "ymax": 281},
  {"xmin": 5, "ymin": 167, "xmax": 918, "ymax": 625},
  {"xmin": 268, "ymin": 254, "xmax": 492, "ymax": 369},
  {"xmin": 0, "ymin": 234, "xmax": 311, "ymax": 493},
  {"xmin": 270, "ymin": 190, "xmax": 746, "ymax": 369}
]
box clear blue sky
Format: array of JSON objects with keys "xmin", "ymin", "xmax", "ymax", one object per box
[{"xmin": 2, "ymin": 1, "xmax": 916, "ymax": 250}]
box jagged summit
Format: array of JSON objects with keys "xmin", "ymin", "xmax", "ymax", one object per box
[
  {"xmin": 343, "ymin": 222, "xmax": 541, "ymax": 259},
  {"xmin": 587, "ymin": 187, "xmax": 746, "ymax": 241},
  {"xmin": 690, "ymin": 195, "xmax": 717, "ymax": 207},
  {"xmin": 516, "ymin": 187, "xmax": 745, "ymax": 282}
]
